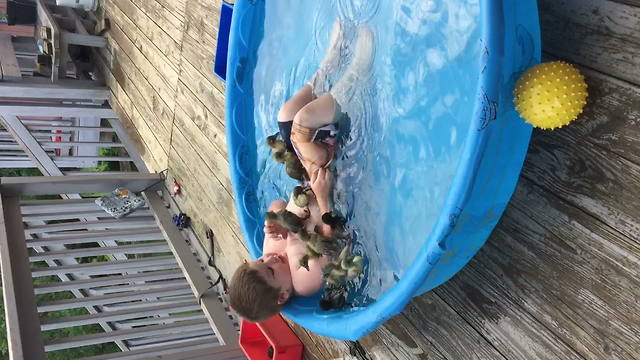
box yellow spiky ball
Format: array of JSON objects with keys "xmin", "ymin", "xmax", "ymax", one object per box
[{"xmin": 513, "ymin": 61, "xmax": 588, "ymax": 130}]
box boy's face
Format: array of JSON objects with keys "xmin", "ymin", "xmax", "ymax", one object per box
[{"xmin": 249, "ymin": 252, "xmax": 293, "ymax": 304}]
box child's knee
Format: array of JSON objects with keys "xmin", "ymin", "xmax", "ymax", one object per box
[{"xmin": 293, "ymin": 105, "xmax": 315, "ymax": 128}]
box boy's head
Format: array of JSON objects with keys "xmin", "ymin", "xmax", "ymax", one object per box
[{"xmin": 229, "ymin": 253, "xmax": 293, "ymax": 322}]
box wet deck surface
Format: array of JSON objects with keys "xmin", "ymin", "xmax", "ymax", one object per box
[{"xmin": 98, "ymin": 0, "xmax": 640, "ymax": 358}]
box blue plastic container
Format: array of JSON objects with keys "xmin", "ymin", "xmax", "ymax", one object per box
[
  {"xmin": 213, "ymin": 1, "xmax": 234, "ymax": 81},
  {"xmin": 225, "ymin": 0, "xmax": 540, "ymax": 340}
]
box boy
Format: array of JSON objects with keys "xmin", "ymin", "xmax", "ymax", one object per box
[{"xmin": 229, "ymin": 21, "xmax": 374, "ymax": 322}]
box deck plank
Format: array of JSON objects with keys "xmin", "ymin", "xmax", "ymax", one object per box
[
  {"xmin": 105, "ymin": 2, "xmax": 178, "ymax": 115},
  {"xmin": 360, "ymin": 313, "xmax": 447, "ymax": 360},
  {"xmin": 560, "ymin": 65, "xmax": 640, "ymax": 166},
  {"xmin": 539, "ymin": 0, "xmax": 640, "ymax": 86},
  {"xmin": 521, "ymin": 126, "xmax": 640, "ymax": 242},
  {"xmin": 177, "ymin": 59, "xmax": 227, "ymax": 121},
  {"xmin": 404, "ymin": 293, "xmax": 507, "ymax": 360},
  {"xmin": 180, "ymin": 29, "xmax": 224, "ymax": 92},
  {"xmin": 95, "ymin": 46, "xmax": 171, "ymax": 155},
  {"xmin": 100, "ymin": 0, "xmax": 640, "ymax": 357},
  {"xmin": 109, "ymin": 0, "xmax": 182, "ymax": 66},
  {"xmin": 167, "ymin": 144, "xmax": 246, "ymax": 279},
  {"xmin": 103, "ymin": 0, "xmax": 180, "ymax": 89},
  {"xmin": 184, "ymin": 0, "xmax": 221, "ymax": 47},
  {"xmin": 174, "ymin": 82, "xmax": 228, "ymax": 159},
  {"xmin": 434, "ymin": 270, "xmax": 583, "ymax": 360},
  {"xmin": 170, "ymin": 123, "xmax": 239, "ymax": 231},
  {"xmin": 128, "ymin": 0, "xmax": 185, "ymax": 44},
  {"xmin": 503, "ymin": 180, "xmax": 640, "ymax": 356},
  {"xmin": 155, "ymin": 0, "xmax": 187, "ymax": 22},
  {"xmin": 94, "ymin": 48, "xmax": 169, "ymax": 168},
  {"xmin": 172, "ymin": 106, "xmax": 231, "ymax": 189}
]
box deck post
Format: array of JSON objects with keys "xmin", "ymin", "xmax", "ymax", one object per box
[{"xmin": 0, "ymin": 194, "xmax": 46, "ymax": 360}]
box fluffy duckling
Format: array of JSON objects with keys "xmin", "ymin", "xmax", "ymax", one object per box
[
  {"xmin": 323, "ymin": 246, "xmax": 364, "ymax": 285},
  {"xmin": 321, "ymin": 211, "xmax": 347, "ymax": 233},
  {"xmin": 265, "ymin": 209, "xmax": 306, "ymax": 234},
  {"xmin": 298, "ymin": 228, "xmax": 340, "ymax": 271},
  {"xmin": 266, "ymin": 134, "xmax": 287, "ymax": 153},
  {"xmin": 319, "ymin": 284, "xmax": 347, "ymax": 311},
  {"xmin": 266, "ymin": 133, "xmax": 306, "ymax": 181},
  {"xmin": 283, "ymin": 152, "xmax": 305, "ymax": 181},
  {"xmin": 293, "ymin": 185, "xmax": 311, "ymax": 207}
]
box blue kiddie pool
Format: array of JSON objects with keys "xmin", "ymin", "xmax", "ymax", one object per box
[{"xmin": 225, "ymin": 0, "xmax": 540, "ymax": 340}]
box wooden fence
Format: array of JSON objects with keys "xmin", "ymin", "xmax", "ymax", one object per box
[{"xmin": 0, "ymin": 174, "xmax": 242, "ymax": 359}]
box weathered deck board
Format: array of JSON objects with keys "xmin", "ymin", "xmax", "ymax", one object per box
[
  {"xmin": 539, "ymin": 0, "xmax": 640, "ymax": 86},
  {"xmin": 404, "ymin": 294, "xmax": 507, "ymax": 360},
  {"xmin": 109, "ymin": 0, "xmax": 182, "ymax": 65},
  {"xmin": 563, "ymin": 65, "xmax": 640, "ymax": 165},
  {"xmin": 166, "ymin": 146, "xmax": 246, "ymax": 278},
  {"xmin": 174, "ymin": 82, "xmax": 228, "ymax": 158},
  {"xmin": 434, "ymin": 270, "xmax": 584, "ymax": 360},
  {"xmin": 521, "ymin": 126, "xmax": 640, "ymax": 241},
  {"xmin": 94, "ymin": 49, "xmax": 168, "ymax": 169},
  {"xmin": 128, "ymin": 0, "xmax": 185, "ymax": 44},
  {"xmin": 101, "ymin": 0, "xmax": 640, "ymax": 358},
  {"xmin": 105, "ymin": 0, "xmax": 181, "ymax": 75},
  {"xmin": 360, "ymin": 313, "xmax": 447, "ymax": 360},
  {"xmin": 172, "ymin": 106, "xmax": 231, "ymax": 188},
  {"xmin": 103, "ymin": 0, "xmax": 179, "ymax": 117},
  {"xmin": 95, "ymin": 47, "xmax": 171, "ymax": 159},
  {"xmin": 504, "ymin": 182, "xmax": 640, "ymax": 356}
]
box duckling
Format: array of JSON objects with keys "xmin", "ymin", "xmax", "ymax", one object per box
[
  {"xmin": 266, "ymin": 133, "xmax": 306, "ymax": 181},
  {"xmin": 265, "ymin": 209, "xmax": 306, "ymax": 234},
  {"xmin": 297, "ymin": 228, "xmax": 339, "ymax": 271},
  {"xmin": 266, "ymin": 134, "xmax": 287, "ymax": 152},
  {"xmin": 319, "ymin": 284, "xmax": 347, "ymax": 311},
  {"xmin": 283, "ymin": 151, "xmax": 306, "ymax": 181},
  {"xmin": 300, "ymin": 228, "xmax": 340, "ymax": 257},
  {"xmin": 272, "ymin": 149, "xmax": 286, "ymax": 163},
  {"xmin": 323, "ymin": 246, "xmax": 364, "ymax": 285},
  {"xmin": 293, "ymin": 185, "xmax": 311, "ymax": 207},
  {"xmin": 321, "ymin": 211, "xmax": 347, "ymax": 233}
]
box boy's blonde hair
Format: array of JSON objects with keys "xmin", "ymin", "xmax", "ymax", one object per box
[{"xmin": 229, "ymin": 262, "xmax": 282, "ymax": 322}]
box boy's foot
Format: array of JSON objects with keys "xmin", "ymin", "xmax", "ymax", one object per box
[
  {"xmin": 309, "ymin": 19, "xmax": 346, "ymax": 95},
  {"xmin": 330, "ymin": 25, "xmax": 375, "ymax": 107}
]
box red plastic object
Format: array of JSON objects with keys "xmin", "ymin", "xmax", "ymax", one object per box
[
  {"xmin": 53, "ymin": 130, "xmax": 62, "ymax": 157},
  {"xmin": 239, "ymin": 315, "xmax": 303, "ymax": 360},
  {"xmin": 171, "ymin": 182, "xmax": 181, "ymax": 196}
]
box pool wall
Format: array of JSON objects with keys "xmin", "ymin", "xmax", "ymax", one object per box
[{"xmin": 225, "ymin": 0, "xmax": 541, "ymax": 340}]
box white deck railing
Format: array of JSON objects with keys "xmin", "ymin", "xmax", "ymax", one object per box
[{"xmin": 0, "ymin": 174, "xmax": 242, "ymax": 360}]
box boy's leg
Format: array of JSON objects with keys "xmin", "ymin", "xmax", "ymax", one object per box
[
  {"xmin": 280, "ymin": 19, "xmax": 346, "ymax": 123},
  {"xmin": 330, "ymin": 25, "xmax": 374, "ymax": 108},
  {"xmin": 293, "ymin": 93, "xmax": 337, "ymax": 130},
  {"xmin": 290, "ymin": 25, "xmax": 375, "ymax": 175},
  {"xmin": 308, "ymin": 19, "xmax": 345, "ymax": 97},
  {"xmin": 290, "ymin": 93, "xmax": 338, "ymax": 175},
  {"xmin": 278, "ymin": 85, "xmax": 315, "ymax": 122}
]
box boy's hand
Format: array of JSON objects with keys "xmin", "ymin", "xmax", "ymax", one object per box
[
  {"xmin": 264, "ymin": 223, "xmax": 287, "ymax": 240},
  {"xmin": 310, "ymin": 167, "xmax": 333, "ymax": 211}
]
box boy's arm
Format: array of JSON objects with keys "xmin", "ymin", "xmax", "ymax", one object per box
[
  {"xmin": 291, "ymin": 255, "xmax": 329, "ymax": 297},
  {"xmin": 310, "ymin": 168, "xmax": 333, "ymax": 237}
]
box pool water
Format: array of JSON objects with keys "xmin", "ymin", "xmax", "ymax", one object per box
[{"xmin": 252, "ymin": 0, "xmax": 482, "ymax": 303}]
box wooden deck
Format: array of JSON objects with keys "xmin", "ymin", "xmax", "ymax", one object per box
[{"xmin": 97, "ymin": 0, "xmax": 640, "ymax": 359}]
